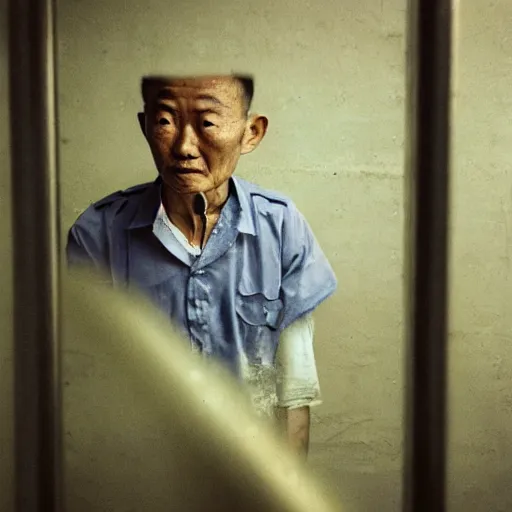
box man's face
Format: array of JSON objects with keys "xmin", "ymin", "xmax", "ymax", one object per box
[{"xmin": 141, "ymin": 76, "xmax": 263, "ymax": 194}]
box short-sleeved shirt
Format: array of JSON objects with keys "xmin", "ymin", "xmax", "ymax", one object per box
[
  {"xmin": 154, "ymin": 202, "xmax": 323, "ymax": 414},
  {"xmin": 66, "ymin": 176, "xmax": 337, "ymax": 387}
]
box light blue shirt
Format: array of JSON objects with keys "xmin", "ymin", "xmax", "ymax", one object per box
[{"xmin": 67, "ymin": 176, "xmax": 337, "ymax": 380}]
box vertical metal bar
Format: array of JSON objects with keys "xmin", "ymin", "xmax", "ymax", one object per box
[
  {"xmin": 403, "ymin": 1, "xmax": 452, "ymax": 512},
  {"xmin": 8, "ymin": 0, "xmax": 63, "ymax": 509}
]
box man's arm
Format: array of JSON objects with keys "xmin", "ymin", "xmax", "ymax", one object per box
[
  {"xmin": 276, "ymin": 406, "xmax": 311, "ymax": 457},
  {"xmin": 275, "ymin": 314, "xmax": 321, "ymax": 458}
]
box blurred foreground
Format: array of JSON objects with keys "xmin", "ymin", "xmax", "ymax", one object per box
[{"xmin": 1, "ymin": 270, "xmax": 345, "ymax": 511}]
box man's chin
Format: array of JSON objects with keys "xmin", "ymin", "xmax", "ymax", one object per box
[{"xmin": 160, "ymin": 171, "xmax": 212, "ymax": 195}]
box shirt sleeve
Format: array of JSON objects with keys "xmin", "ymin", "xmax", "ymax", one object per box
[
  {"xmin": 66, "ymin": 207, "xmax": 109, "ymax": 271},
  {"xmin": 275, "ymin": 314, "xmax": 322, "ymax": 409},
  {"xmin": 279, "ymin": 202, "xmax": 337, "ymax": 330},
  {"xmin": 67, "ymin": 226, "xmax": 91, "ymax": 267}
]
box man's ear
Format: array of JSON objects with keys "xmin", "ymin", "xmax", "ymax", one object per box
[
  {"xmin": 240, "ymin": 114, "xmax": 268, "ymax": 155},
  {"xmin": 137, "ymin": 112, "xmax": 146, "ymax": 136}
]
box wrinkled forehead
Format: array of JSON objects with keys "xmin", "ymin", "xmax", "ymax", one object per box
[{"xmin": 143, "ymin": 74, "xmax": 243, "ymax": 108}]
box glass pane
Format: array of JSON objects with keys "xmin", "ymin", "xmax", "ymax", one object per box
[{"xmin": 58, "ymin": 1, "xmax": 406, "ymax": 510}]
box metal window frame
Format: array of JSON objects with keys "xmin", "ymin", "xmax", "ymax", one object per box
[
  {"xmin": 403, "ymin": 1, "xmax": 452, "ymax": 511},
  {"xmin": 8, "ymin": 0, "xmax": 452, "ymax": 510},
  {"xmin": 8, "ymin": 0, "xmax": 63, "ymax": 510}
]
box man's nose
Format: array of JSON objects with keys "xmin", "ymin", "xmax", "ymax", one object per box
[{"xmin": 172, "ymin": 123, "xmax": 199, "ymax": 160}]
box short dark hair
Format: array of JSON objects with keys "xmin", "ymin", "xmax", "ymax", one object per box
[
  {"xmin": 234, "ymin": 74, "xmax": 254, "ymax": 114},
  {"xmin": 141, "ymin": 74, "xmax": 254, "ymax": 115}
]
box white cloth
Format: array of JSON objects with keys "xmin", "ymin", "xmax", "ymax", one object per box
[
  {"xmin": 275, "ymin": 314, "xmax": 322, "ymax": 409},
  {"xmin": 155, "ymin": 204, "xmax": 322, "ymax": 409}
]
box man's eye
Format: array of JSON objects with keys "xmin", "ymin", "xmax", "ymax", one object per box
[
  {"xmin": 203, "ymin": 120, "xmax": 215, "ymax": 128},
  {"xmin": 158, "ymin": 118, "xmax": 170, "ymax": 125}
]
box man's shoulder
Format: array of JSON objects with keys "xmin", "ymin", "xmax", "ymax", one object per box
[
  {"xmin": 71, "ymin": 181, "xmax": 155, "ymax": 233},
  {"xmin": 234, "ymin": 177, "xmax": 295, "ymax": 210},
  {"xmin": 91, "ymin": 181, "xmax": 154, "ymax": 210}
]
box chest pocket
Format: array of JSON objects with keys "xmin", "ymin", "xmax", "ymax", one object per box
[
  {"xmin": 235, "ymin": 230, "xmax": 284, "ymax": 330},
  {"xmin": 235, "ymin": 261, "xmax": 284, "ymax": 331},
  {"xmin": 235, "ymin": 293, "xmax": 284, "ymax": 330}
]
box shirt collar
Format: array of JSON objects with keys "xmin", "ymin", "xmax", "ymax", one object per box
[
  {"xmin": 128, "ymin": 176, "xmax": 162, "ymax": 230},
  {"xmin": 128, "ymin": 175, "xmax": 257, "ymax": 236},
  {"xmin": 231, "ymin": 177, "xmax": 256, "ymax": 236}
]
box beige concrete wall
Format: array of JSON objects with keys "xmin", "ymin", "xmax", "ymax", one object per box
[
  {"xmin": 448, "ymin": 2, "xmax": 512, "ymax": 511},
  {"xmin": 1, "ymin": 0, "xmax": 511, "ymax": 511}
]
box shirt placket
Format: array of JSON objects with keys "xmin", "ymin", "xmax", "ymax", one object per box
[{"xmin": 187, "ymin": 268, "xmax": 212, "ymax": 355}]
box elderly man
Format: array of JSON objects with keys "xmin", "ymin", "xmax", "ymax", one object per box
[{"xmin": 66, "ymin": 74, "xmax": 337, "ymax": 456}]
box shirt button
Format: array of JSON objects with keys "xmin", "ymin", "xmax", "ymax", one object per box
[
  {"xmin": 194, "ymin": 299, "xmax": 200, "ymax": 307},
  {"xmin": 195, "ymin": 269, "xmax": 205, "ymax": 275}
]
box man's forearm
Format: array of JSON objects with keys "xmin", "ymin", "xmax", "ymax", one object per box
[{"xmin": 277, "ymin": 406, "xmax": 311, "ymax": 457}]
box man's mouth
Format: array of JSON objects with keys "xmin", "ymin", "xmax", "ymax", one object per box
[{"xmin": 171, "ymin": 166, "xmax": 203, "ymax": 175}]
